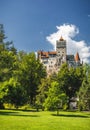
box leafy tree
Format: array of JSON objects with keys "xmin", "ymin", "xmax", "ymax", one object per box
[
  {"xmin": 15, "ymin": 52, "xmax": 46, "ymax": 105},
  {"xmin": 1, "ymin": 78, "xmax": 27, "ymax": 108},
  {"xmin": 78, "ymin": 79, "xmax": 90, "ymax": 111},
  {"xmin": 57, "ymin": 63, "xmax": 84, "ymax": 109},
  {"xmin": 78, "ymin": 64, "xmax": 90, "ymax": 111},
  {"xmin": 0, "ymin": 24, "xmax": 17, "ymax": 81},
  {"xmin": 0, "ymin": 24, "xmax": 18, "ymax": 108},
  {"xmin": 0, "ymin": 51, "xmax": 17, "ymax": 81},
  {"xmin": 44, "ymin": 81, "xmax": 67, "ymax": 114},
  {"xmin": 5, "ymin": 41, "xmax": 17, "ymax": 54},
  {"xmin": 35, "ymin": 78, "xmax": 51, "ymax": 110},
  {"xmin": 57, "ymin": 63, "xmax": 70, "ymax": 96}
]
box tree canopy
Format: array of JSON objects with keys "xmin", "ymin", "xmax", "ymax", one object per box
[{"xmin": 0, "ymin": 24, "xmax": 90, "ymax": 111}]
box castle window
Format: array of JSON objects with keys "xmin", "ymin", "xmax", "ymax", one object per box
[{"xmin": 43, "ymin": 61, "xmax": 48, "ymax": 64}]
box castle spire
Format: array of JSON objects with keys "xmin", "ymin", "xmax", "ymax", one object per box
[
  {"xmin": 75, "ymin": 52, "xmax": 80, "ymax": 62},
  {"xmin": 59, "ymin": 36, "xmax": 64, "ymax": 41}
]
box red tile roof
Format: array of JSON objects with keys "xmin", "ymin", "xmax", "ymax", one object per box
[{"xmin": 38, "ymin": 51, "xmax": 56, "ymax": 58}]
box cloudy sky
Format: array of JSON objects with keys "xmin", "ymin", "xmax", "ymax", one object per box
[{"xmin": 0, "ymin": 0, "xmax": 90, "ymax": 63}]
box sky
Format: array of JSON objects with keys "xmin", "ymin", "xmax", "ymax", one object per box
[{"xmin": 0, "ymin": 0, "xmax": 90, "ymax": 63}]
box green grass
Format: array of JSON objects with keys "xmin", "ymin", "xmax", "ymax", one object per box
[{"xmin": 0, "ymin": 109, "xmax": 90, "ymax": 130}]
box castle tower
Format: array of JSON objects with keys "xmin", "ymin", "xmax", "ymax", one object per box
[
  {"xmin": 74, "ymin": 52, "xmax": 81, "ymax": 66},
  {"xmin": 75, "ymin": 52, "xmax": 80, "ymax": 62},
  {"xmin": 56, "ymin": 36, "xmax": 66, "ymax": 65}
]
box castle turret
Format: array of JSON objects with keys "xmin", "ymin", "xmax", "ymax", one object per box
[
  {"xmin": 74, "ymin": 52, "xmax": 81, "ymax": 66},
  {"xmin": 75, "ymin": 52, "xmax": 80, "ymax": 62}
]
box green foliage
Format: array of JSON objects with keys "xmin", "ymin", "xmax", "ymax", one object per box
[
  {"xmin": 1, "ymin": 78, "xmax": 27, "ymax": 108},
  {"xmin": 78, "ymin": 80, "xmax": 90, "ymax": 111},
  {"xmin": 16, "ymin": 52, "xmax": 46, "ymax": 105},
  {"xmin": 57, "ymin": 63, "xmax": 84, "ymax": 108},
  {"xmin": 0, "ymin": 24, "xmax": 6, "ymax": 42},
  {"xmin": 35, "ymin": 78, "xmax": 50, "ymax": 110},
  {"xmin": 44, "ymin": 81, "xmax": 67, "ymax": 111},
  {"xmin": 78, "ymin": 64, "xmax": 90, "ymax": 111}
]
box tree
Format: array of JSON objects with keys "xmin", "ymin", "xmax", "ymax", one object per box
[
  {"xmin": 78, "ymin": 64, "xmax": 90, "ymax": 111},
  {"xmin": 0, "ymin": 24, "xmax": 18, "ymax": 108},
  {"xmin": 35, "ymin": 78, "xmax": 51, "ymax": 110},
  {"xmin": 1, "ymin": 77, "xmax": 27, "ymax": 108},
  {"xmin": 0, "ymin": 24, "xmax": 6, "ymax": 43},
  {"xmin": 15, "ymin": 52, "xmax": 46, "ymax": 105},
  {"xmin": 44, "ymin": 81, "xmax": 67, "ymax": 114},
  {"xmin": 0, "ymin": 24, "xmax": 17, "ymax": 82},
  {"xmin": 57, "ymin": 63, "xmax": 84, "ymax": 109},
  {"xmin": 0, "ymin": 50, "xmax": 17, "ymax": 81}
]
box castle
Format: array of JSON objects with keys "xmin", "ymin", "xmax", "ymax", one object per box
[{"xmin": 38, "ymin": 36, "xmax": 81, "ymax": 75}]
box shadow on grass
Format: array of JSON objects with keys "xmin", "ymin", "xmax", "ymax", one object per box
[
  {"xmin": 4, "ymin": 108, "xmax": 40, "ymax": 112},
  {"xmin": 22, "ymin": 109, "xmax": 39, "ymax": 112},
  {"xmin": 52, "ymin": 113, "xmax": 90, "ymax": 118},
  {"xmin": 0, "ymin": 111, "xmax": 39, "ymax": 117}
]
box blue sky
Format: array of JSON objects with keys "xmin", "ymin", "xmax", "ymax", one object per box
[{"xmin": 0, "ymin": 0, "xmax": 90, "ymax": 62}]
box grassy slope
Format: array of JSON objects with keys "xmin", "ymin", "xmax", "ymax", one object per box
[{"xmin": 0, "ymin": 109, "xmax": 90, "ymax": 130}]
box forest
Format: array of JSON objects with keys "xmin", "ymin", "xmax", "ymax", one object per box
[{"xmin": 0, "ymin": 24, "xmax": 90, "ymax": 111}]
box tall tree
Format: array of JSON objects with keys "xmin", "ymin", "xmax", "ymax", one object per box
[
  {"xmin": 35, "ymin": 77, "xmax": 51, "ymax": 110},
  {"xmin": 16, "ymin": 52, "xmax": 46, "ymax": 105},
  {"xmin": 78, "ymin": 64, "xmax": 90, "ymax": 111},
  {"xmin": 57, "ymin": 63, "xmax": 84, "ymax": 108},
  {"xmin": 0, "ymin": 24, "xmax": 17, "ymax": 108},
  {"xmin": 1, "ymin": 77, "xmax": 27, "ymax": 108},
  {"xmin": 0, "ymin": 24, "xmax": 6, "ymax": 43},
  {"xmin": 44, "ymin": 81, "xmax": 67, "ymax": 114}
]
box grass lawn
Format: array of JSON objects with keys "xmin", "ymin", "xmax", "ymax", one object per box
[{"xmin": 0, "ymin": 109, "xmax": 90, "ymax": 130}]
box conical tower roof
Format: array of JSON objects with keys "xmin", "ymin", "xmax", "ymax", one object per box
[
  {"xmin": 59, "ymin": 36, "xmax": 64, "ymax": 41},
  {"xmin": 75, "ymin": 52, "xmax": 80, "ymax": 62}
]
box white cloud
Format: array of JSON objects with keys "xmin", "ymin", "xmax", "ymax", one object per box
[{"xmin": 46, "ymin": 24, "xmax": 90, "ymax": 63}]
